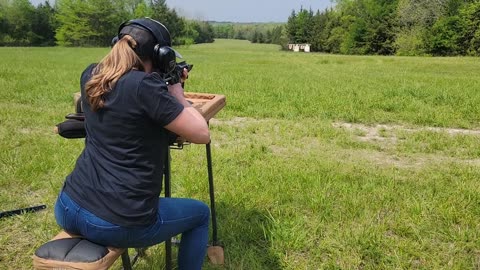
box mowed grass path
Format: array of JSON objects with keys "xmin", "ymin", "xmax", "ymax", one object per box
[{"xmin": 0, "ymin": 39, "xmax": 479, "ymax": 269}]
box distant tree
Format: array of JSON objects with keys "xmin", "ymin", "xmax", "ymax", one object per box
[
  {"xmin": 257, "ymin": 31, "xmax": 264, "ymax": 43},
  {"xmin": 1, "ymin": 0, "xmax": 37, "ymax": 46},
  {"xmin": 0, "ymin": 0, "xmax": 10, "ymax": 45},
  {"xmin": 55, "ymin": 0, "xmax": 84, "ymax": 46},
  {"xmin": 264, "ymin": 29, "xmax": 272, "ymax": 44},
  {"xmin": 233, "ymin": 28, "xmax": 246, "ymax": 40},
  {"xmin": 193, "ymin": 21, "xmax": 214, "ymax": 43},
  {"xmin": 337, "ymin": 0, "xmax": 397, "ymax": 55},
  {"xmin": 56, "ymin": 0, "xmax": 121, "ymax": 46},
  {"xmin": 118, "ymin": 0, "xmax": 146, "ymax": 18},
  {"xmin": 395, "ymin": 0, "xmax": 459, "ymax": 55},
  {"xmin": 427, "ymin": 15, "xmax": 464, "ymax": 55},
  {"xmin": 286, "ymin": 7, "xmax": 316, "ymax": 44},
  {"xmin": 397, "ymin": 0, "xmax": 448, "ymax": 27},
  {"xmin": 251, "ymin": 31, "xmax": 258, "ymax": 43},
  {"xmin": 459, "ymin": 1, "xmax": 480, "ymax": 55},
  {"xmin": 286, "ymin": 10, "xmax": 297, "ymax": 43},
  {"xmin": 178, "ymin": 20, "xmax": 198, "ymax": 45},
  {"xmin": 310, "ymin": 10, "xmax": 327, "ymax": 51},
  {"xmin": 318, "ymin": 9, "xmax": 343, "ymax": 53},
  {"xmin": 213, "ymin": 24, "xmax": 234, "ymax": 39},
  {"xmin": 270, "ymin": 25, "xmax": 284, "ymax": 45},
  {"xmin": 365, "ymin": 0, "xmax": 397, "ymax": 55},
  {"xmin": 150, "ymin": 0, "xmax": 184, "ymax": 44},
  {"xmin": 31, "ymin": 1, "xmax": 56, "ymax": 46},
  {"xmin": 132, "ymin": 1, "xmax": 152, "ymax": 18}
]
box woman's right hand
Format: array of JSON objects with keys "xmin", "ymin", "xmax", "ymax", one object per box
[{"xmin": 180, "ymin": 68, "xmax": 189, "ymax": 83}]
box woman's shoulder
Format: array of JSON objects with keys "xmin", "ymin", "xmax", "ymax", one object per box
[
  {"xmin": 129, "ymin": 69, "xmax": 162, "ymax": 81},
  {"xmin": 116, "ymin": 70, "xmax": 166, "ymax": 96},
  {"xmin": 82, "ymin": 63, "xmax": 97, "ymax": 75},
  {"xmin": 119, "ymin": 70, "xmax": 153, "ymax": 90},
  {"xmin": 137, "ymin": 72, "xmax": 168, "ymax": 91},
  {"xmin": 80, "ymin": 63, "xmax": 97, "ymax": 86}
]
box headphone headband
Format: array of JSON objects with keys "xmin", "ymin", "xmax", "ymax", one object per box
[
  {"xmin": 113, "ymin": 18, "xmax": 182, "ymax": 70},
  {"xmin": 118, "ymin": 18, "xmax": 172, "ymax": 47}
]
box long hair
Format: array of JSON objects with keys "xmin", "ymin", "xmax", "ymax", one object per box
[{"xmin": 86, "ymin": 35, "xmax": 145, "ymax": 111}]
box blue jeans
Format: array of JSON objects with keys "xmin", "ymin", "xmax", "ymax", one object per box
[{"xmin": 55, "ymin": 191, "xmax": 210, "ymax": 270}]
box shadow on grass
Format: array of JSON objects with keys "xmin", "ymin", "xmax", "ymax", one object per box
[
  {"xmin": 210, "ymin": 201, "xmax": 282, "ymax": 270},
  {"xmin": 129, "ymin": 202, "xmax": 281, "ymax": 270}
]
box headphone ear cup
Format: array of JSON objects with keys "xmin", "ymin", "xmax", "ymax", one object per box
[
  {"xmin": 155, "ymin": 46, "xmax": 177, "ymax": 74},
  {"xmin": 111, "ymin": 36, "xmax": 119, "ymax": 47},
  {"xmin": 153, "ymin": 44, "xmax": 161, "ymax": 67}
]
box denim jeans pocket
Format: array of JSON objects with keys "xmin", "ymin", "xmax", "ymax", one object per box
[
  {"xmin": 84, "ymin": 216, "xmax": 128, "ymax": 247},
  {"xmin": 54, "ymin": 194, "xmax": 69, "ymax": 229}
]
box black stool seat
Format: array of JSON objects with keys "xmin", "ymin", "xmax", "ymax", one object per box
[
  {"xmin": 33, "ymin": 231, "xmax": 126, "ymax": 270},
  {"xmin": 35, "ymin": 238, "xmax": 109, "ymax": 263}
]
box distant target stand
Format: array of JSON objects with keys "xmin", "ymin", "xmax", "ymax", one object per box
[{"xmin": 288, "ymin": 43, "xmax": 311, "ymax": 53}]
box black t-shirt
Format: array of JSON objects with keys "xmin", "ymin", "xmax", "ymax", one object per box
[{"xmin": 63, "ymin": 64, "xmax": 184, "ymax": 227}]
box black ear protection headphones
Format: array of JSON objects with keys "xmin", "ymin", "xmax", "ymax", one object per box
[{"xmin": 111, "ymin": 18, "xmax": 181, "ymax": 74}]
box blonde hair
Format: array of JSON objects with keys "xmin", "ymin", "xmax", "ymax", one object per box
[{"xmin": 86, "ymin": 35, "xmax": 145, "ymax": 111}]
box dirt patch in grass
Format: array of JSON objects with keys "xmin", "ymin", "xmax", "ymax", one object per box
[
  {"xmin": 332, "ymin": 122, "xmax": 480, "ymax": 168},
  {"xmin": 333, "ymin": 122, "xmax": 480, "ymax": 142},
  {"xmin": 208, "ymin": 118, "xmax": 480, "ymax": 169},
  {"xmin": 333, "ymin": 122, "xmax": 397, "ymax": 144},
  {"xmin": 270, "ymin": 139, "xmax": 479, "ymax": 170}
]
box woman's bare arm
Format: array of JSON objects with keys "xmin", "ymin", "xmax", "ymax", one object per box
[{"xmin": 164, "ymin": 83, "xmax": 210, "ymax": 144}]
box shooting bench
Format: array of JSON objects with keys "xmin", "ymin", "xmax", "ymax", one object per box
[{"xmin": 33, "ymin": 92, "xmax": 226, "ymax": 269}]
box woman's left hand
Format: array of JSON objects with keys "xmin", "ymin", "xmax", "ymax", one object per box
[{"xmin": 180, "ymin": 68, "xmax": 189, "ymax": 83}]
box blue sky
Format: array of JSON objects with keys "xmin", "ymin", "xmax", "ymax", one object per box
[
  {"xmin": 165, "ymin": 0, "xmax": 333, "ymax": 22},
  {"xmin": 30, "ymin": 0, "xmax": 333, "ymax": 23}
]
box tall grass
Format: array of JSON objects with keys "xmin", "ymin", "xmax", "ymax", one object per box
[{"xmin": 0, "ymin": 40, "xmax": 479, "ymax": 269}]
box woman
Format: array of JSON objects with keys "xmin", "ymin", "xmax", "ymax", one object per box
[{"xmin": 54, "ymin": 18, "xmax": 210, "ymax": 270}]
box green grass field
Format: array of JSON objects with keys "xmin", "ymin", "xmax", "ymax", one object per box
[{"xmin": 1, "ymin": 39, "xmax": 479, "ymax": 269}]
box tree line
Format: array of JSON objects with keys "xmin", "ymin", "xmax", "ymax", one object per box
[
  {"xmin": 0, "ymin": 0, "xmax": 214, "ymax": 47},
  {"xmin": 212, "ymin": 23, "xmax": 287, "ymax": 45},
  {"xmin": 211, "ymin": 0, "xmax": 480, "ymax": 56},
  {"xmin": 3, "ymin": 0, "xmax": 479, "ymax": 56},
  {"xmin": 286, "ymin": 0, "xmax": 480, "ymax": 56}
]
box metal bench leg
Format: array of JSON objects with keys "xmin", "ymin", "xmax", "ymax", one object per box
[
  {"xmin": 121, "ymin": 249, "xmax": 132, "ymax": 270},
  {"xmin": 206, "ymin": 142, "xmax": 219, "ymax": 245},
  {"xmin": 205, "ymin": 141, "xmax": 225, "ymax": 265},
  {"xmin": 164, "ymin": 148, "xmax": 173, "ymax": 270}
]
